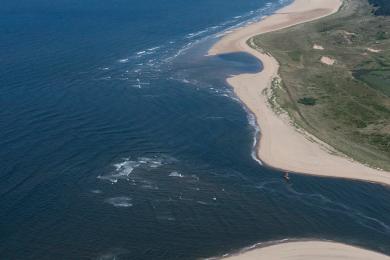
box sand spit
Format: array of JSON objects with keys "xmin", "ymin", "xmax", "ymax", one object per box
[
  {"xmin": 209, "ymin": 0, "xmax": 390, "ymax": 185},
  {"xmin": 221, "ymin": 241, "xmax": 390, "ymax": 260}
]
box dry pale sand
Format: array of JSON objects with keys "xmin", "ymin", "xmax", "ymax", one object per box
[
  {"xmin": 209, "ymin": 0, "xmax": 390, "ymax": 186},
  {"xmin": 320, "ymin": 56, "xmax": 335, "ymax": 65},
  {"xmin": 367, "ymin": 47, "xmax": 381, "ymax": 53},
  {"xmin": 221, "ymin": 241, "xmax": 390, "ymax": 260},
  {"xmin": 313, "ymin": 44, "xmax": 324, "ymax": 50}
]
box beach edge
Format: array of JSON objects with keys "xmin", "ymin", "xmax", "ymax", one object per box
[
  {"xmin": 215, "ymin": 240, "xmax": 390, "ymax": 260},
  {"xmin": 208, "ymin": 0, "xmax": 390, "ymax": 186}
]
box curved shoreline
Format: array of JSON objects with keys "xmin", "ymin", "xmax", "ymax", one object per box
[
  {"xmin": 209, "ymin": 0, "xmax": 390, "ymax": 186},
  {"xmin": 219, "ymin": 240, "xmax": 390, "ymax": 260}
]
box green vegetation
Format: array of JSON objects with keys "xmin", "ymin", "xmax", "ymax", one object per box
[
  {"xmin": 252, "ymin": 0, "xmax": 390, "ymax": 170},
  {"xmin": 298, "ymin": 97, "xmax": 317, "ymax": 106},
  {"xmin": 354, "ymin": 69, "xmax": 390, "ymax": 96}
]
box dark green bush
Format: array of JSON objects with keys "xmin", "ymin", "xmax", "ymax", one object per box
[{"xmin": 298, "ymin": 97, "xmax": 317, "ymax": 106}]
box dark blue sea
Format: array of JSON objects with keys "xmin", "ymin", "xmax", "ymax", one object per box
[{"xmin": 1, "ymin": 0, "xmax": 390, "ymax": 259}]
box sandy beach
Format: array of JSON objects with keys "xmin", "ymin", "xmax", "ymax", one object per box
[
  {"xmin": 209, "ymin": 0, "xmax": 390, "ymax": 186},
  {"xmin": 221, "ymin": 241, "xmax": 390, "ymax": 260}
]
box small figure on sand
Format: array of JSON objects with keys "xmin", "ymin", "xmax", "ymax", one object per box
[{"xmin": 283, "ymin": 171, "xmax": 290, "ymax": 181}]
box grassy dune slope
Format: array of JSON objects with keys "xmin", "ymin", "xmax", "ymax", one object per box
[{"xmin": 252, "ymin": 0, "xmax": 390, "ymax": 170}]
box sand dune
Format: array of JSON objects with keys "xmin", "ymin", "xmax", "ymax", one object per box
[{"xmin": 320, "ymin": 56, "xmax": 335, "ymax": 65}]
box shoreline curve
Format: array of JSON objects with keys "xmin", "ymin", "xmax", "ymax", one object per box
[
  {"xmin": 219, "ymin": 240, "xmax": 390, "ymax": 260},
  {"xmin": 209, "ymin": 0, "xmax": 390, "ymax": 186}
]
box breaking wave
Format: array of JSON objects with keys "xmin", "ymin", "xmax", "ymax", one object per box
[
  {"xmin": 169, "ymin": 171, "xmax": 184, "ymax": 178},
  {"xmin": 94, "ymin": 0, "xmax": 290, "ymax": 91},
  {"xmin": 97, "ymin": 155, "xmax": 176, "ymax": 183}
]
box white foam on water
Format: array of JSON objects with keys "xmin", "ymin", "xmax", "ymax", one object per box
[
  {"xmin": 169, "ymin": 171, "xmax": 184, "ymax": 178},
  {"xmin": 97, "ymin": 158, "xmax": 140, "ymax": 183},
  {"xmin": 169, "ymin": 74, "xmax": 203, "ymax": 87},
  {"xmin": 217, "ymin": 30, "xmax": 233, "ymax": 37},
  {"xmin": 118, "ymin": 58, "xmax": 129, "ymax": 63},
  {"xmin": 209, "ymin": 87, "xmax": 233, "ymax": 97},
  {"xmin": 98, "ymin": 155, "xmax": 176, "ymax": 184},
  {"xmin": 164, "ymin": 41, "xmax": 196, "ymax": 62},
  {"xmin": 106, "ymin": 0, "xmax": 280, "ymax": 82},
  {"xmin": 97, "ymin": 76, "xmax": 112, "ymax": 81},
  {"xmin": 139, "ymin": 179, "xmax": 159, "ymax": 190},
  {"xmin": 246, "ymin": 110, "xmax": 263, "ymax": 166},
  {"xmin": 148, "ymin": 46, "xmax": 161, "ymax": 51},
  {"xmin": 141, "ymin": 184, "xmax": 159, "ymax": 190},
  {"xmin": 185, "ymin": 29, "xmax": 209, "ymax": 39},
  {"xmin": 130, "ymin": 78, "xmax": 143, "ymax": 88},
  {"xmin": 96, "ymin": 248, "xmax": 130, "ymax": 260},
  {"xmin": 105, "ymin": 196, "xmax": 133, "ymax": 207},
  {"xmin": 138, "ymin": 156, "xmax": 164, "ymax": 168},
  {"xmin": 210, "ymin": 0, "xmax": 285, "ymax": 40}
]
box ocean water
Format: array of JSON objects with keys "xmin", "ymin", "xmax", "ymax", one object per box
[{"xmin": 0, "ymin": 0, "xmax": 389, "ymax": 259}]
